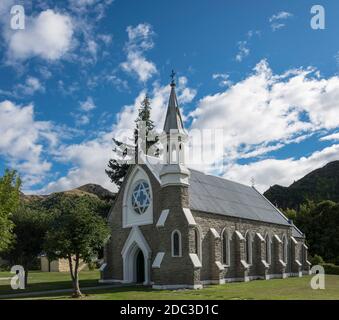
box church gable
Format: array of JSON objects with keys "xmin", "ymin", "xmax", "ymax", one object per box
[{"xmin": 122, "ymin": 165, "xmax": 160, "ymax": 228}]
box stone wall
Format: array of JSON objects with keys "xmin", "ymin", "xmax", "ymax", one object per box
[
  {"xmin": 102, "ymin": 164, "xmax": 308, "ymax": 288},
  {"xmin": 190, "ymin": 210, "xmax": 306, "ymax": 282}
]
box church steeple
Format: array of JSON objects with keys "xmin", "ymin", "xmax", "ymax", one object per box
[
  {"xmin": 159, "ymin": 71, "xmax": 190, "ymax": 188},
  {"xmin": 163, "ymin": 72, "xmax": 185, "ymax": 135}
]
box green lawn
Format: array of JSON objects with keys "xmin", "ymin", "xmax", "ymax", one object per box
[
  {"xmin": 1, "ymin": 270, "xmax": 339, "ymax": 300},
  {"xmin": 0, "ymin": 270, "xmax": 100, "ymax": 295}
]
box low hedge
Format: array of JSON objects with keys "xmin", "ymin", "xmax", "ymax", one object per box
[{"xmin": 322, "ymin": 263, "xmax": 339, "ymax": 275}]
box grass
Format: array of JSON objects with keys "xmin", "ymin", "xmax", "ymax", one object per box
[
  {"xmin": 0, "ymin": 270, "xmax": 100, "ymax": 295},
  {"xmin": 1, "ymin": 270, "xmax": 339, "ymax": 300}
]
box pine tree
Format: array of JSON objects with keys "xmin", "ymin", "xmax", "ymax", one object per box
[{"xmin": 106, "ymin": 94, "xmax": 158, "ymax": 188}]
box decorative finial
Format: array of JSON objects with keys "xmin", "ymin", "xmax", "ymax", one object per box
[
  {"xmin": 251, "ymin": 177, "xmax": 255, "ymax": 187},
  {"xmin": 170, "ymin": 69, "xmax": 176, "ymax": 86}
]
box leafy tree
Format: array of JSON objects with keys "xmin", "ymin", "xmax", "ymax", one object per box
[
  {"xmin": 4, "ymin": 205, "xmax": 50, "ymax": 286},
  {"xmin": 282, "ymin": 208, "xmax": 297, "ymax": 222},
  {"xmin": 106, "ymin": 94, "xmax": 158, "ymax": 187},
  {"xmin": 309, "ymin": 254, "xmax": 324, "ymax": 266},
  {"xmin": 295, "ymin": 200, "xmax": 339, "ymax": 262},
  {"xmin": 0, "ymin": 170, "xmax": 21, "ymax": 252},
  {"xmin": 44, "ymin": 195, "xmax": 110, "ymax": 297}
]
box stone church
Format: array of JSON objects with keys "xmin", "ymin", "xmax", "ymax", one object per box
[{"xmin": 100, "ymin": 79, "xmax": 311, "ymax": 289}]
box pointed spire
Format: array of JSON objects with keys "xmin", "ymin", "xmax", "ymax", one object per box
[{"xmin": 163, "ymin": 70, "xmax": 185, "ymax": 134}]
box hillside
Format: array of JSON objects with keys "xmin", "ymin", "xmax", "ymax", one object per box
[
  {"xmin": 264, "ymin": 161, "xmax": 339, "ymax": 210},
  {"xmin": 22, "ymin": 183, "xmax": 116, "ymax": 205}
]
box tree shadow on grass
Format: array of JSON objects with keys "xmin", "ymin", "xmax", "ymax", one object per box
[{"xmin": 0, "ymin": 278, "xmax": 101, "ymax": 296}]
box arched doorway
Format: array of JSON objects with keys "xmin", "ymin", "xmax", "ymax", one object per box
[
  {"xmin": 135, "ymin": 249, "xmax": 145, "ymax": 283},
  {"xmin": 121, "ymin": 227, "xmax": 151, "ymax": 285}
]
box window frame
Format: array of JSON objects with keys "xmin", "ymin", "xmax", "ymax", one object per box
[
  {"xmin": 245, "ymin": 231, "xmax": 253, "ymax": 265},
  {"xmin": 221, "ymin": 229, "xmax": 231, "ymax": 266},
  {"xmin": 171, "ymin": 230, "xmax": 182, "ymax": 257}
]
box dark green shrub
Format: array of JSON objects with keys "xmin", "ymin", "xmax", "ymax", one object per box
[
  {"xmin": 323, "ymin": 263, "xmax": 339, "ymax": 275},
  {"xmin": 309, "ymin": 254, "xmax": 324, "ymax": 266}
]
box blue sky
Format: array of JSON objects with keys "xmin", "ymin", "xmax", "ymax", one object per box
[{"xmin": 0, "ymin": 0, "xmax": 339, "ymax": 193}]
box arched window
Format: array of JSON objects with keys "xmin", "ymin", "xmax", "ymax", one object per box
[
  {"xmin": 171, "ymin": 230, "xmax": 182, "ymax": 257},
  {"xmin": 245, "ymin": 232, "xmax": 252, "ymax": 265},
  {"xmin": 194, "ymin": 227, "xmax": 202, "ymax": 261},
  {"xmin": 265, "ymin": 234, "xmax": 271, "ymax": 264},
  {"xmin": 222, "ymin": 231, "xmax": 230, "ymax": 265},
  {"xmin": 283, "ymin": 236, "xmax": 288, "ymax": 264}
]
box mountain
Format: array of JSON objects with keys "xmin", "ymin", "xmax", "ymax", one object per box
[
  {"xmin": 264, "ymin": 161, "xmax": 339, "ymax": 210},
  {"xmin": 22, "ymin": 184, "xmax": 116, "ymax": 204}
]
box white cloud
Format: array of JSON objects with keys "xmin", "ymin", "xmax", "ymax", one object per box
[
  {"xmin": 16, "ymin": 77, "xmax": 45, "ymax": 95},
  {"xmin": 189, "ymin": 60, "xmax": 339, "ymax": 173},
  {"xmin": 40, "ymin": 78, "xmax": 196, "ymax": 194},
  {"xmin": 212, "ymin": 73, "xmax": 232, "ymax": 87},
  {"xmin": 269, "ymin": 11, "xmax": 293, "ymax": 22},
  {"xmin": 223, "ymin": 144, "xmax": 339, "ymax": 192},
  {"xmin": 235, "ymin": 41, "xmax": 249, "ymax": 62},
  {"xmin": 121, "ymin": 23, "xmax": 157, "ymax": 82},
  {"xmin": 121, "ymin": 52, "xmax": 157, "ymax": 82},
  {"xmin": 269, "ymin": 11, "xmax": 293, "ymax": 31},
  {"xmin": 0, "ymin": 100, "xmax": 57, "ymax": 187},
  {"xmin": 320, "ymin": 132, "xmax": 339, "ymax": 141},
  {"xmin": 7, "ymin": 9, "xmax": 74, "ymax": 61},
  {"xmin": 235, "ymin": 30, "xmax": 260, "ymax": 62},
  {"xmin": 80, "ymin": 96, "xmax": 96, "ymax": 111}
]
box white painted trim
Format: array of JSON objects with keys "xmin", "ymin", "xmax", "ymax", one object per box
[
  {"xmin": 256, "ymin": 232, "xmax": 265, "ymax": 242},
  {"xmin": 99, "ymin": 263, "xmax": 107, "ymax": 272},
  {"xmin": 295, "ymin": 259, "xmax": 302, "ymax": 267},
  {"xmin": 235, "ymin": 230, "xmax": 244, "ymax": 241},
  {"xmin": 156, "ymin": 209, "xmax": 169, "ymax": 227},
  {"xmin": 183, "ymin": 208, "xmax": 196, "ymax": 226},
  {"xmin": 121, "ymin": 226, "xmax": 151, "ymax": 285},
  {"xmin": 261, "ymin": 260, "xmax": 269, "ymax": 268},
  {"xmin": 122, "ymin": 166, "xmax": 153, "ymax": 228},
  {"xmin": 240, "ymin": 260, "xmax": 249, "ymax": 269},
  {"xmin": 215, "ymin": 261, "xmax": 225, "ymax": 271},
  {"xmin": 290, "ymin": 236, "xmax": 298, "ymax": 245},
  {"xmin": 171, "ymin": 230, "xmax": 182, "ymax": 257},
  {"xmin": 189, "ymin": 253, "xmax": 202, "ymax": 268},
  {"xmin": 152, "ymin": 252, "xmax": 165, "ymax": 268},
  {"xmin": 221, "ymin": 228, "xmax": 231, "ymax": 266},
  {"xmin": 152, "ymin": 284, "xmax": 203, "ymax": 290},
  {"xmin": 121, "ymin": 226, "xmax": 151, "ymax": 256},
  {"xmin": 274, "ymin": 234, "xmax": 282, "ymax": 243},
  {"xmin": 279, "ymin": 259, "xmax": 287, "ymax": 267},
  {"xmin": 244, "ymin": 231, "xmax": 253, "ymax": 265},
  {"xmin": 210, "ymin": 228, "xmax": 220, "ymax": 239},
  {"xmin": 265, "ymin": 234, "xmax": 272, "ymax": 265},
  {"xmin": 282, "ymin": 234, "xmax": 288, "ymax": 264}
]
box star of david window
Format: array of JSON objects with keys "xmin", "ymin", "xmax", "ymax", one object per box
[{"xmin": 131, "ymin": 181, "xmax": 151, "ymax": 214}]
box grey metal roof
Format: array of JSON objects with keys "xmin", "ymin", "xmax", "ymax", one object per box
[
  {"xmin": 292, "ymin": 224, "xmax": 304, "ymax": 238},
  {"xmin": 163, "ymin": 83, "xmax": 185, "ymax": 134},
  {"xmin": 188, "ymin": 169, "xmax": 292, "ymax": 227}
]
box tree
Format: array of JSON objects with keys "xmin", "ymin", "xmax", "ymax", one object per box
[
  {"xmin": 295, "ymin": 200, "xmax": 339, "ymax": 262},
  {"xmin": 106, "ymin": 94, "xmax": 158, "ymax": 187},
  {"xmin": 282, "ymin": 208, "xmax": 297, "ymax": 222},
  {"xmin": 4, "ymin": 205, "xmax": 50, "ymax": 286},
  {"xmin": 44, "ymin": 195, "xmax": 110, "ymax": 297},
  {"xmin": 0, "ymin": 170, "xmax": 21, "ymax": 252}
]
